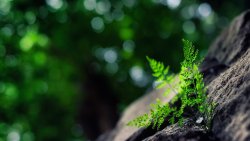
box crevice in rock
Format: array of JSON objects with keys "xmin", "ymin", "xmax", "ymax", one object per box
[{"xmin": 126, "ymin": 121, "xmax": 169, "ymax": 141}]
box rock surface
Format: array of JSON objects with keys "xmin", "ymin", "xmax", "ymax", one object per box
[
  {"xmin": 97, "ymin": 10, "xmax": 250, "ymax": 141},
  {"xmin": 97, "ymin": 77, "xmax": 179, "ymax": 141},
  {"xmin": 203, "ymin": 10, "xmax": 250, "ymax": 141}
]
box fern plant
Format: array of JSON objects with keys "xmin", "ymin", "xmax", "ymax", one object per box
[
  {"xmin": 146, "ymin": 56, "xmax": 176, "ymax": 95},
  {"xmin": 127, "ymin": 39, "xmax": 215, "ymax": 130}
]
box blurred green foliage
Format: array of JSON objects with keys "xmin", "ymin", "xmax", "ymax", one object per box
[{"xmin": 0, "ymin": 0, "xmax": 248, "ymax": 140}]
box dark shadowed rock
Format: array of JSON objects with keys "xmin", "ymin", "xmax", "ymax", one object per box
[
  {"xmin": 97, "ymin": 10, "xmax": 250, "ymax": 141},
  {"xmin": 201, "ymin": 9, "xmax": 250, "ymax": 141},
  {"xmin": 143, "ymin": 123, "xmax": 216, "ymax": 141}
]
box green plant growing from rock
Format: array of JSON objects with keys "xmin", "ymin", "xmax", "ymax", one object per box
[{"xmin": 127, "ymin": 39, "xmax": 215, "ymax": 130}]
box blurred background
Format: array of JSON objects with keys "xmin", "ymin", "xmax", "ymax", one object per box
[{"xmin": 0, "ymin": 0, "xmax": 249, "ymax": 140}]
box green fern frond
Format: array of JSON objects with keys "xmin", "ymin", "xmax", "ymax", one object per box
[
  {"xmin": 182, "ymin": 39, "xmax": 198, "ymax": 67},
  {"xmin": 146, "ymin": 56, "xmax": 170, "ymax": 82},
  {"xmin": 150, "ymin": 101, "xmax": 172, "ymax": 129},
  {"xmin": 128, "ymin": 39, "xmax": 215, "ymax": 131},
  {"xmin": 146, "ymin": 56, "xmax": 176, "ymax": 95},
  {"xmin": 127, "ymin": 113, "xmax": 151, "ymax": 128}
]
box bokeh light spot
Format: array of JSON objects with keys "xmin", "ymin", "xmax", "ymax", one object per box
[
  {"xmin": 198, "ymin": 3, "xmax": 212, "ymax": 18},
  {"xmin": 130, "ymin": 66, "xmax": 143, "ymax": 82},
  {"xmin": 1, "ymin": 25, "xmax": 13, "ymax": 37},
  {"xmin": 123, "ymin": 40, "xmax": 135, "ymax": 53},
  {"xmin": 119, "ymin": 28, "xmax": 134, "ymax": 40},
  {"xmin": 130, "ymin": 66, "xmax": 148, "ymax": 87},
  {"xmin": 7, "ymin": 131, "xmax": 20, "ymax": 141},
  {"xmin": 19, "ymin": 30, "xmax": 37, "ymax": 51},
  {"xmin": 182, "ymin": 21, "xmax": 196, "ymax": 34},
  {"xmin": 91, "ymin": 17, "xmax": 104, "ymax": 32},
  {"xmin": 46, "ymin": 0, "xmax": 63, "ymax": 10},
  {"xmin": 25, "ymin": 11, "xmax": 36, "ymax": 24},
  {"xmin": 5, "ymin": 84, "xmax": 18, "ymax": 100},
  {"xmin": 95, "ymin": 1, "xmax": 111, "ymax": 15},
  {"xmin": 94, "ymin": 47, "xmax": 104, "ymax": 60},
  {"xmin": 34, "ymin": 52, "xmax": 47, "ymax": 66},
  {"xmin": 106, "ymin": 63, "xmax": 118, "ymax": 74},
  {"xmin": 166, "ymin": 0, "xmax": 181, "ymax": 9},
  {"xmin": 122, "ymin": 0, "xmax": 136, "ymax": 8},
  {"xmin": 0, "ymin": 0, "xmax": 12, "ymax": 15},
  {"xmin": 83, "ymin": 0, "xmax": 96, "ymax": 11},
  {"xmin": 122, "ymin": 40, "xmax": 135, "ymax": 59},
  {"xmin": 37, "ymin": 35, "xmax": 49, "ymax": 47},
  {"xmin": 22, "ymin": 132, "xmax": 34, "ymax": 141},
  {"xmin": 104, "ymin": 49, "xmax": 117, "ymax": 63},
  {"xmin": 181, "ymin": 5, "xmax": 197, "ymax": 19},
  {"xmin": 20, "ymin": 28, "xmax": 49, "ymax": 52}
]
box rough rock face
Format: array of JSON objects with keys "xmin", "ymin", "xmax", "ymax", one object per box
[
  {"xmin": 203, "ymin": 10, "xmax": 250, "ymax": 141},
  {"xmin": 97, "ymin": 10, "xmax": 250, "ymax": 141}
]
